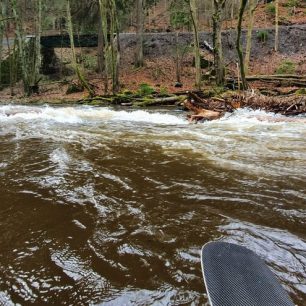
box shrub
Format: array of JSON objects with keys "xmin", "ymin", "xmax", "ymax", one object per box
[
  {"xmin": 159, "ymin": 86, "xmax": 168, "ymax": 96},
  {"xmin": 276, "ymin": 60, "xmax": 296, "ymax": 74},
  {"xmin": 257, "ymin": 30, "xmax": 268, "ymax": 43},
  {"xmin": 138, "ymin": 83, "xmax": 155, "ymax": 96},
  {"xmin": 284, "ymin": 0, "xmax": 300, "ymax": 7},
  {"xmin": 266, "ymin": 3, "xmax": 276, "ymax": 15},
  {"xmin": 66, "ymin": 82, "xmax": 84, "ymax": 94},
  {"xmin": 81, "ymin": 54, "xmax": 97, "ymax": 70}
]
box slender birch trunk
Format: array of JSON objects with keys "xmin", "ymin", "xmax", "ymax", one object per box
[{"xmin": 190, "ymin": 0, "xmax": 201, "ymax": 90}]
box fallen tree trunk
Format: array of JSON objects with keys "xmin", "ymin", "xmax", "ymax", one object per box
[
  {"xmin": 134, "ymin": 96, "xmax": 183, "ymax": 107},
  {"xmin": 228, "ymin": 75, "xmax": 306, "ymax": 88},
  {"xmin": 77, "ymin": 94, "xmax": 184, "ymax": 106}
]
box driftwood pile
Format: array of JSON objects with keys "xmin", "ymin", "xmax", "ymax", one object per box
[
  {"xmin": 184, "ymin": 91, "xmax": 306, "ymax": 122},
  {"xmin": 238, "ymin": 92, "xmax": 306, "ymax": 116}
]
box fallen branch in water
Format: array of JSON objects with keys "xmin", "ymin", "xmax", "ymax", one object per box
[{"xmin": 184, "ymin": 92, "xmax": 226, "ymax": 122}]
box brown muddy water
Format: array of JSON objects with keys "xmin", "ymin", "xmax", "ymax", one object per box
[{"xmin": 0, "ymin": 104, "xmax": 305, "ymax": 305}]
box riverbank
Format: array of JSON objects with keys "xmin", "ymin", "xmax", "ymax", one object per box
[{"xmin": 1, "ymin": 88, "xmax": 306, "ymax": 123}]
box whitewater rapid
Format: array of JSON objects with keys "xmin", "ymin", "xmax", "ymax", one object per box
[{"xmin": 1, "ymin": 104, "xmax": 306, "ymax": 179}]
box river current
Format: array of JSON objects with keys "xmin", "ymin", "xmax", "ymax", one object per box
[{"xmin": 0, "ymin": 104, "xmax": 305, "ymax": 305}]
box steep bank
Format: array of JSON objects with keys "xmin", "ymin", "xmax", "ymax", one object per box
[
  {"xmin": 1, "ymin": 25, "xmax": 305, "ymax": 99},
  {"xmin": 120, "ymin": 25, "xmax": 306, "ymax": 61}
]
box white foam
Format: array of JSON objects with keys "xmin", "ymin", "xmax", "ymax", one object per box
[
  {"xmin": 50, "ymin": 148, "xmax": 71, "ymax": 169},
  {"xmin": 0, "ymin": 105, "xmax": 187, "ymax": 125}
]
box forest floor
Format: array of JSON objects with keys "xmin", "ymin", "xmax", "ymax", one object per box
[
  {"xmin": 142, "ymin": 0, "xmax": 306, "ymax": 32},
  {"xmin": 1, "ymin": 37, "xmax": 305, "ymax": 104}
]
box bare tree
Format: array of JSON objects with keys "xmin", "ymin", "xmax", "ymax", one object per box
[
  {"xmin": 135, "ymin": 0, "xmax": 145, "ymax": 67},
  {"xmin": 98, "ymin": 0, "xmax": 120, "ymax": 94},
  {"xmin": 237, "ymin": 0, "xmax": 248, "ymax": 90},
  {"xmin": 189, "ymin": 0, "xmax": 201, "ymax": 90},
  {"xmin": 67, "ymin": 0, "xmax": 95, "ymax": 96},
  {"xmin": 275, "ymin": 0, "xmax": 279, "ymax": 52},
  {"xmin": 245, "ymin": 0, "xmax": 258, "ymax": 74},
  {"xmin": 0, "ymin": 1, "xmax": 5, "ymax": 86},
  {"xmin": 212, "ymin": 0, "xmax": 226, "ymax": 86}
]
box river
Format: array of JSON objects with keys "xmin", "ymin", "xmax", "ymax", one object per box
[{"xmin": 0, "ymin": 104, "xmax": 305, "ymax": 305}]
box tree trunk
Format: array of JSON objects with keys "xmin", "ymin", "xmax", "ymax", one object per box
[
  {"xmin": 98, "ymin": 0, "xmax": 120, "ymax": 94},
  {"xmin": 236, "ymin": 0, "xmax": 248, "ymax": 90},
  {"xmin": 245, "ymin": 0, "xmax": 257, "ymax": 74},
  {"xmin": 11, "ymin": 0, "xmax": 30, "ymax": 95},
  {"xmin": 66, "ymin": 0, "xmax": 94, "ymax": 97},
  {"xmin": 0, "ymin": 2, "xmax": 5, "ymax": 86},
  {"xmin": 212, "ymin": 0, "xmax": 226, "ymax": 86},
  {"xmin": 275, "ymin": 0, "xmax": 279, "ymax": 52},
  {"xmin": 97, "ymin": 15, "xmax": 105, "ymax": 75},
  {"xmin": 29, "ymin": 0, "xmax": 42, "ymax": 94},
  {"xmin": 175, "ymin": 31, "xmax": 181, "ymax": 83},
  {"xmin": 190, "ymin": 0, "xmax": 201, "ymax": 90},
  {"xmin": 135, "ymin": 0, "xmax": 144, "ymax": 67},
  {"xmin": 110, "ymin": 0, "xmax": 120, "ymax": 93}
]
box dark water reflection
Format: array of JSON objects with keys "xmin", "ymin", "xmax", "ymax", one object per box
[{"xmin": 0, "ymin": 105, "xmax": 305, "ymax": 305}]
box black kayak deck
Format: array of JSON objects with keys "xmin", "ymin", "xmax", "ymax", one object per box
[{"xmin": 201, "ymin": 242, "xmax": 295, "ymax": 306}]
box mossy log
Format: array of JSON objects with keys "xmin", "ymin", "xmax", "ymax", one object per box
[
  {"xmin": 134, "ymin": 96, "xmax": 184, "ymax": 107},
  {"xmin": 77, "ymin": 94, "xmax": 184, "ymax": 107}
]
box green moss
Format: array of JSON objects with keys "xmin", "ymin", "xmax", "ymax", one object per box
[
  {"xmin": 159, "ymin": 87, "xmax": 169, "ymax": 96},
  {"xmin": 133, "ymin": 97, "xmax": 155, "ymax": 107},
  {"xmin": 137, "ymin": 83, "xmax": 155, "ymax": 96},
  {"xmin": 295, "ymin": 88, "xmax": 306, "ymax": 95},
  {"xmin": 284, "ymin": 0, "xmax": 300, "ymax": 7},
  {"xmin": 275, "ymin": 60, "xmax": 296, "ymax": 74}
]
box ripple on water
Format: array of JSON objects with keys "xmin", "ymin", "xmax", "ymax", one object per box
[
  {"xmin": 0, "ymin": 291, "xmax": 14, "ymax": 306},
  {"xmin": 99, "ymin": 286, "xmax": 206, "ymax": 306},
  {"xmin": 220, "ymin": 221, "xmax": 306, "ymax": 299}
]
